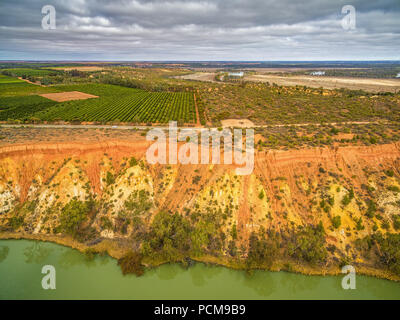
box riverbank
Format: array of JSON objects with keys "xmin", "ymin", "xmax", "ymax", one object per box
[{"xmin": 1, "ymin": 232, "xmax": 399, "ymax": 283}]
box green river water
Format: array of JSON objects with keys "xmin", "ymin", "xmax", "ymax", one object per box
[{"xmin": 0, "ymin": 239, "xmax": 399, "ymax": 300}]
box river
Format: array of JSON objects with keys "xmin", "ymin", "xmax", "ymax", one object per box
[{"xmin": 0, "ymin": 239, "xmax": 399, "ymax": 300}]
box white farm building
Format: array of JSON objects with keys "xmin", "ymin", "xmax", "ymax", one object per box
[{"xmin": 228, "ymin": 71, "xmax": 244, "ymax": 78}]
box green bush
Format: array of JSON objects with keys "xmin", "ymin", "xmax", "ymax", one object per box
[
  {"xmin": 392, "ymin": 215, "xmax": 400, "ymax": 230},
  {"xmin": 142, "ymin": 211, "xmax": 192, "ymax": 261},
  {"xmin": 365, "ymin": 199, "xmax": 376, "ymax": 218},
  {"xmin": 247, "ymin": 230, "xmax": 279, "ymax": 268},
  {"xmin": 372, "ymin": 233, "xmax": 400, "ymax": 275},
  {"xmin": 288, "ymin": 222, "xmax": 327, "ymax": 264},
  {"xmin": 384, "ymin": 170, "xmax": 394, "ymax": 177},
  {"xmin": 331, "ymin": 216, "xmax": 341, "ymax": 229},
  {"xmin": 105, "ymin": 171, "xmax": 115, "ymax": 186},
  {"xmin": 59, "ymin": 200, "xmax": 93, "ymax": 238},
  {"xmin": 387, "ymin": 185, "xmax": 400, "ymax": 193},
  {"xmin": 8, "ymin": 215, "xmax": 25, "ymax": 230}
]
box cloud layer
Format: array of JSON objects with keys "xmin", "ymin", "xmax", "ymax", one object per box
[{"xmin": 0, "ymin": 0, "xmax": 399, "ymax": 60}]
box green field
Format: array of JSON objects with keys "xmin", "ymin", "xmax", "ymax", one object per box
[
  {"xmin": 0, "ymin": 75, "xmax": 196, "ymax": 123},
  {"xmin": 2, "ymin": 68, "xmax": 61, "ymax": 77},
  {"xmin": 36, "ymin": 84, "xmax": 196, "ymax": 123},
  {"xmin": 0, "ymin": 75, "xmax": 60, "ymax": 98}
]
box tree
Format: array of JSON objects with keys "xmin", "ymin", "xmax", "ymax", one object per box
[
  {"xmin": 288, "ymin": 224, "xmax": 327, "ymax": 264},
  {"xmin": 118, "ymin": 251, "xmax": 144, "ymax": 276},
  {"xmin": 231, "ymin": 223, "xmax": 237, "ymax": 240},
  {"xmin": 142, "ymin": 211, "xmax": 192, "ymax": 261},
  {"xmin": 246, "ymin": 230, "xmax": 279, "ymax": 269},
  {"xmin": 331, "ymin": 216, "xmax": 341, "ymax": 229},
  {"xmin": 105, "ymin": 171, "xmax": 115, "ymax": 185},
  {"xmin": 59, "ymin": 200, "xmax": 93, "ymax": 237}
]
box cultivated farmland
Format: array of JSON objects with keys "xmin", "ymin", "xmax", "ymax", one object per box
[
  {"xmin": 0, "ymin": 77, "xmax": 197, "ymax": 124},
  {"xmin": 37, "ymin": 84, "xmax": 196, "ymax": 123}
]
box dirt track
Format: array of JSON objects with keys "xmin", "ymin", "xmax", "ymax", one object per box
[{"xmin": 176, "ymin": 72, "xmax": 218, "ymax": 82}]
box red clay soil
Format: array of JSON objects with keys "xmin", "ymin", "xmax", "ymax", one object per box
[{"xmin": 1, "ymin": 139, "xmax": 399, "ymax": 227}]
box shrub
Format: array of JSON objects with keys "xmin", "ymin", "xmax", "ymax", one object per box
[
  {"xmin": 142, "ymin": 211, "xmax": 192, "ymax": 261},
  {"xmin": 372, "ymin": 233, "xmax": 400, "ymax": 275},
  {"xmin": 8, "ymin": 215, "xmax": 25, "ymax": 230},
  {"xmin": 231, "ymin": 223, "xmax": 237, "ymax": 240},
  {"xmin": 288, "ymin": 222, "xmax": 327, "ymax": 264},
  {"xmin": 129, "ymin": 157, "xmax": 138, "ymax": 167},
  {"xmin": 192, "ymin": 175, "xmax": 201, "ymax": 184},
  {"xmin": 100, "ymin": 216, "xmax": 113, "ymax": 230},
  {"xmin": 387, "ymin": 185, "xmax": 400, "ymax": 193},
  {"xmin": 392, "ymin": 215, "xmax": 400, "ymax": 230},
  {"xmin": 365, "ymin": 199, "xmax": 376, "ymax": 218},
  {"xmin": 331, "ymin": 216, "xmax": 341, "ymax": 229},
  {"xmin": 105, "ymin": 171, "xmax": 115, "ymax": 185},
  {"xmin": 356, "ymin": 217, "xmax": 365, "ymax": 230},
  {"xmin": 59, "ymin": 200, "xmax": 93, "ymax": 238},
  {"xmin": 246, "ymin": 230, "xmax": 279, "ymax": 268},
  {"xmin": 342, "ymin": 188, "xmax": 354, "ymax": 206},
  {"xmin": 384, "ymin": 170, "xmax": 394, "ymax": 177}
]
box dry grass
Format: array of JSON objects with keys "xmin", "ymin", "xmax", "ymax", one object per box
[{"xmin": 40, "ymin": 91, "xmax": 99, "ymax": 102}]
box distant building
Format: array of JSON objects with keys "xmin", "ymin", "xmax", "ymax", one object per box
[
  {"xmin": 228, "ymin": 71, "xmax": 244, "ymax": 78},
  {"xmin": 396, "ymin": 73, "xmax": 400, "ymax": 78},
  {"xmin": 310, "ymin": 71, "xmax": 325, "ymax": 76}
]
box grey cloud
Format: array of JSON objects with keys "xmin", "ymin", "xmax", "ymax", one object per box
[{"xmin": 0, "ymin": 0, "xmax": 399, "ymax": 60}]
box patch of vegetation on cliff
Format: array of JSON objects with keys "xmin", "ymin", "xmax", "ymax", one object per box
[
  {"xmin": 142, "ymin": 211, "xmax": 192, "ymax": 262},
  {"xmin": 57, "ymin": 199, "xmax": 96, "ymax": 241},
  {"xmin": 246, "ymin": 228, "xmax": 280, "ymax": 269},
  {"xmin": 6, "ymin": 201, "xmax": 38, "ymax": 231},
  {"xmin": 287, "ymin": 222, "xmax": 328, "ymax": 265},
  {"xmin": 189, "ymin": 209, "xmax": 225, "ymax": 257},
  {"xmin": 360, "ymin": 233, "xmax": 400, "ymax": 275},
  {"xmin": 142, "ymin": 209, "xmax": 226, "ymax": 262}
]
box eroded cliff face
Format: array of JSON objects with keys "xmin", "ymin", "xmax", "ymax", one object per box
[{"xmin": 0, "ymin": 140, "xmax": 400, "ymax": 276}]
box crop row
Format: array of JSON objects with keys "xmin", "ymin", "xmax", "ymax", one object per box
[{"xmin": 36, "ymin": 87, "xmax": 196, "ymax": 123}]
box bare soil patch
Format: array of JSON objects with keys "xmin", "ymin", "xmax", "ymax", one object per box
[
  {"xmin": 221, "ymin": 119, "xmax": 255, "ymax": 128},
  {"xmin": 177, "ymin": 72, "xmax": 217, "ymax": 82},
  {"xmin": 334, "ymin": 133, "xmax": 355, "ymax": 140},
  {"xmin": 246, "ymin": 74, "xmax": 400, "ymax": 93},
  {"xmin": 40, "ymin": 91, "xmax": 99, "ymax": 102},
  {"xmin": 57, "ymin": 66, "xmax": 104, "ymax": 72}
]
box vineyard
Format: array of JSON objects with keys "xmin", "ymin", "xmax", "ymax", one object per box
[
  {"xmin": 0, "ymin": 80, "xmax": 197, "ymax": 124},
  {"xmin": 0, "ymin": 75, "xmax": 59, "ymax": 98},
  {"xmin": 0, "ymin": 95, "xmax": 56, "ymax": 120},
  {"xmin": 1, "ymin": 68, "xmax": 61, "ymax": 77}
]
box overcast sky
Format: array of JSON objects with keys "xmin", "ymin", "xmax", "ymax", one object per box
[{"xmin": 0, "ymin": 0, "xmax": 399, "ymax": 61}]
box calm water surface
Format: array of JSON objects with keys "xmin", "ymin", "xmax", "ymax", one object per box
[{"xmin": 0, "ymin": 239, "xmax": 399, "ymax": 300}]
